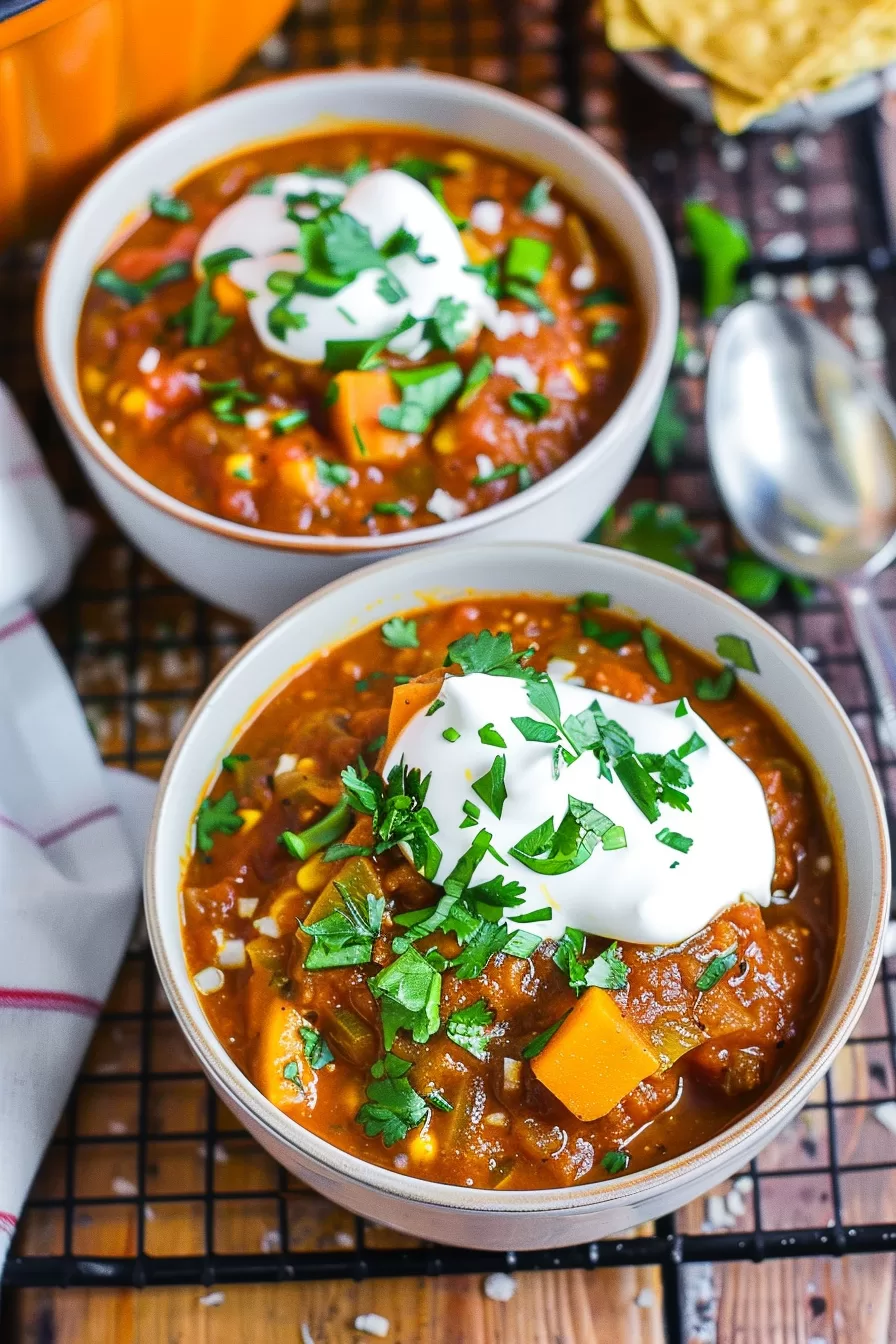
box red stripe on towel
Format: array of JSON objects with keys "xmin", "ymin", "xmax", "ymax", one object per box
[
  {"xmin": 0, "ymin": 1212, "xmax": 18, "ymax": 1236},
  {"xmin": 0, "ymin": 987, "xmax": 101, "ymax": 1016},
  {"xmin": 37, "ymin": 805, "xmax": 118, "ymax": 847},
  {"xmin": 0, "ymin": 611, "xmax": 37, "ymax": 643}
]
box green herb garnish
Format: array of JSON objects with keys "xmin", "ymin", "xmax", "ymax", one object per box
[
  {"xmin": 601, "ymin": 1150, "xmax": 629, "ymax": 1175},
  {"xmin": 521, "ymin": 1010, "xmax": 570, "ymax": 1059},
  {"xmin": 683, "ymin": 201, "xmax": 751, "ymax": 316},
  {"xmin": 520, "ymin": 176, "xmax": 552, "ymax": 215},
  {"xmin": 510, "ymin": 797, "xmax": 620, "ymax": 875},
  {"xmin": 379, "ymin": 363, "xmax": 464, "ymax": 433},
  {"xmin": 641, "ymin": 626, "xmax": 672, "ymax": 684},
  {"xmin": 445, "ymin": 998, "xmax": 494, "ymax": 1059},
  {"xmin": 478, "ymin": 723, "xmax": 507, "ymax": 748},
  {"xmin": 694, "ymin": 666, "xmax": 736, "ymax": 702},
  {"xmin": 656, "ymin": 827, "xmax": 693, "ymax": 854},
  {"xmin": 168, "ymin": 277, "xmax": 234, "ymax": 347},
  {"xmin": 381, "ymin": 616, "xmax": 419, "ymax": 649},
  {"xmin": 369, "ymin": 946, "xmax": 442, "ymax": 1048},
  {"xmin": 356, "ymin": 1053, "xmax": 429, "ymax": 1146},
  {"xmin": 273, "ymin": 409, "xmax": 309, "ymax": 435},
  {"xmin": 442, "ymin": 727, "xmax": 461, "ymax": 743},
  {"xmin": 149, "ymin": 189, "xmax": 193, "ymax": 222},
  {"xmin": 508, "ymin": 390, "xmax": 550, "ymax": 422},
  {"xmin": 585, "ymin": 941, "xmax": 629, "ymax": 990},
  {"xmin": 715, "ymin": 633, "xmax": 759, "ymax": 673},
  {"xmin": 505, "ymin": 236, "xmax": 552, "ymax": 284},
  {"xmin": 299, "ymin": 1026, "xmax": 335, "ymax": 1070},
  {"xmin": 695, "ymin": 945, "xmax": 739, "ymax": 992},
  {"xmin": 472, "ymin": 753, "xmax": 507, "ymax": 819},
  {"xmin": 195, "ymin": 791, "xmax": 243, "ymax": 854},
  {"xmin": 221, "ymin": 753, "xmax": 250, "ymax": 772},
  {"xmin": 299, "ymin": 884, "xmax": 384, "ymax": 970}
]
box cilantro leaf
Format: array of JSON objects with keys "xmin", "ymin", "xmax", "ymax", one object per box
[
  {"xmin": 510, "ymin": 796, "xmax": 619, "ymax": 875},
  {"xmin": 472, "ymin": 753, "xmax": 507, "ymax": 819},
  {"xmin": 447, "ymin": 629, "xmax": 533, "ymax": 678},
  {"xmin": 520, "ymin": 176, "xmax": 552, "ymax": 215},
  {"xmin": 521, "ymin": 1010, "xmax": 570, "ymax": 1059},
  {"xmin": 503, "ymin": 929, "xmax": 542, "ymax": 958},
  {"xmin": 511, "ymin": 716, "xmax": 560, "ymax": 743},
  {"xmin": 615, "ymin": 755, "xmax": 660, "ymax": 823},
  {"xmin": 341, "ymin": 759, "xmax": 442, "ymax": 881},
  {"xmin": 299, "ymin": 885, "xmax": 384, "ymax": 970},
  {"xmin": 167, "ymin": 277, "xmax": 234, "ymax": 347},
  {"xmin": 316, "ymin": 458, "xmax": 352, "ymax": 488},
  {"xmin": 458, "ymin": 354, "xmax": 493, "ymax": 408},
  {"xmin": 356, "ymin": 1053, "xmax": 429, "ymax": 1146},
  {"xmin": 149, "ymin": 190, "xmax": 193, "ymax": 222},
  {"xmin": 694, "ymin": 666, "xmax": 736, "ymax": 702},
  {"xmin": 683, "ymin": 201, "xmax": 751, "ymax": 316},
  {"xmin": 677, "ymin": 732, "xmax": 705, "ymax": 758},
  {"xmin": 585, "ymin": 941, "xmax": 628, "ymax": 990},
  {"xmin": 425, "ymin": 297, "xmax": 470, "ymax": 351},
  {"xmin": 450, "ymin": 920, "xmax": 510, "ymax": 979},
  {"xmin": 601, "ymin": 1150, "xmax": 629, "ymax": 1175},
  {"xmin": 695, "ymin": 945, "xmax": 739, "ymax": 992},
  {"xmin": 369, "ymin": 946, "xmax": 442, "ymax": 1048},
  {"xmin": 508, "ymin": 391, "xmax": 550, "ymax": 422},
  {"xmin": 379, "ymin": 363, "xmax": 463, "ymax": 433},
  {"xmin": 478, "ymin": 723, "xmax": 506, "ymax": 748},
  {"xmin": 195, "ymin": 791, "xmax": 243, "ymax": 854},
  {"xmin": 324, "ymin": 313, "xmax": 417, "ymax": 372},
  {"xmin": 553, "ymin": 927, "xmax": 589, "ymax": 994},
  {"xmin": 299, "ymin": 1026, "xmax": 335, "ymax": 1070},
  {"xmin": 526, "ymin": 675, "xmax": 562, "ymax": 728},
  {"xmin": 715, "ymin": 633, "xmax": 759, "ymax": 673},
  {"xmin": 221, "ymin": 753, "xmax": 250, "ymax": 772},
  {"xmin": 445, "ymin": 998, "xmax": 494, "ymax": 1059},
  {"xmin": 650, "ymin": 383, "xmax": 687, "ymax": 471},
  {"xmin": 381, "ymin": 616, "xmax": 419, "ymax": 649},
  {"xmin": 641, "ymin": 626, "xmax": 672, "ymax": 684},
  {"xmin": 202, "ymin": 246, "xmax": 252, "ymax": 276},
  {"xmin": 597, "ymin": 500, "xmax": 698, "ymax": 574},
  {"xmin": 321, "ymin": 210, "xmax": 383, "ymax": 277}
]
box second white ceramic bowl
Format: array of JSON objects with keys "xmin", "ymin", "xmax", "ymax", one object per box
[
  {"xmin": 39, "ymin": 69, "xmax": 677, "ymax": 624},
  {"xmin": 146, "ymin": 541, "xmax": 889, "ymax": 1250}
]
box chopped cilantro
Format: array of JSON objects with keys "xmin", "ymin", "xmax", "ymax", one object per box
[
  {"xmin": 478, "ymin": 723, "xmax": 507, "ymax": 748},
  {"xmin": 427, "ymin": 1089, "xmax": 453, "ymax": 1112},
  {"xmin": 591, "ymin": 317, "xmax": 621, "ymax": 344},
  {"xmin": 472, "ymin": 753, "xmax": 507, "ymax": 819},
  {"xmin": 511, "ymin": 905, "xmax": 552, "ymax": 923},
  {"xmin": 299, "ymin": 884, "xmax": 384, "ymax": 970},
  {"xmin": 508, "ymin": 390, "xmax": 550, "ymax": 422},
  {"xmin": 460, "ymin": 799, "xmax": 481, "ymax": 829},
  {"xmin": 675, "ymin": 699, "xmax": 688, "ymax": 718},
  {"xmin": 273, "ymin": 409, "xmax": 309, "ymax": 435},
  {"xmin": 694, "ymin": 666, "xmax": 736, "ymax": 702},
  {"xmin": 355, "ymin": 1053, "xmax": 429, "ymax": 1146},
  {"xmin": 585, "ymin": 941, "xmax": 629, "ymax": 990},
  {"xmin": 510, "ymin": 796, "xmax": 620, "ymax": 874},
  {"xmin": 650, "ymin": 383, "xmax": 687, "ymax": 471},
  {"xmin": 324, "ymin": 313, "xmax": 417, "ymax": 372},
  {"xmin": 683, "ymin": 201, "xmax": 751, "ymax": 315},
  {"xmin": 695, "ymin": 945, "xmax": 739, "ymax": 992},
  {"xmin": 201, "ymin": 246, "xmax": 251, "ymax": 276},
  {"xmin": 316, "ymin": 458, "xmax": 352, "ymax": 487},
  {"xmin": 195, "ymin": 791, "xmax": 243, "ymax": 854},
  {"xmin": 341, "ymin": 759, "xmax": 442, "ymax": 881},
  {"xmin": 426, "ymin": 698, "xmax": 445, "ymax": 716},
  {"xmin": 503, "ymin": 929, "xmax": 542, "ymax": 958},
  {"xmin": 282, "ymin": 1060, "xmax": 302, "ymax": 1087},
  {"xmin": 221, "ymin": 753, "xmax": 249, "ymax": 772},
  {"xmin": 641, "ymin": 626, "xmax": 672, "ymax": 684},
  {"xmin": 447, "ymin": 629, "xmax": 532, "ymax": 678},
  {"xmin": 458, "ymin": 354, "xmax": 493, "ymax": 408},
  {"xmin": 442, "ymin": 727, "xmax": 461, "ymax": 743},
  {"xmin": 381, "ymin": 616, "xmax": 419, "ymax": 649},
  {"xmin": 553, "ymin": 927, "xmax": 589, "ymax": 993},
  {"xmin": 379, "ymin": 363, "xmax": 463, "ymax": 433},
  {"xmin": 445, "ymin": 998, "xmax": 494, "ymax": 1059},
  {"xmin": 424, "ymin": 297, "xmax": 470, "ymax": 351},
  {"xmin": 511, "ymin": 716, "xmax": 560, "ymax": 744},
  {"xmin": 149, "ymin": 189, "xmax": 193, "ymax": 222},
  {"xmin": 450, "ymin": 919, "xmax": 511, "ymax": 980},
  {"xmin": 520, "ymin": 176, "xmax": 552, "ymax": 215},
  {"xmin": 369, "ymin": 946, "xmax": 442, "ymax": 1048},
  {"xmin": 503, "ymin": 279, "xmax": 556, "ymax": 324},
  {"xmin": 95, "ymin": 260, "xmax": 190, "ymax": 307},
  {"xmin": 521, "ymin": 1010, "xmax": 570, "ymax": 1059},
  {"xmin": 505, "ymin": 236, "xmax": 552, "ymax": 284},
  {"xmin": 372, "ymin": 500, "xmax": 414, "ymax": 517},
  {"xmin": 677, "ymin": 732, "xmax": 705, "ymax": 758},
  {"xmin": 167, "ymin": 277, "xmax": 234, "ymax": 347},
  {"xmin": 299, "ymin": 1025, "xmax": 334, "ymax": 1070},
  {"xmin": 716, "ymin": 633, "xmax": 759, "ymax": 673},
  {"xmin": 472, "ymin": 462, "xmax": 532, "ymax": 487}
]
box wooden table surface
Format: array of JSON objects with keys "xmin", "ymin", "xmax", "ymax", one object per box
[{"xmin": 5, "ymin": 1253, "xmax": 896, "ymax": 1343}]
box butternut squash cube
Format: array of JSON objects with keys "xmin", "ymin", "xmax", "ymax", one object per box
[
  {"xmin": 330, "ymin": 370, "xmax": 419, "ymax": 464},
  {"xmin": 531, "ymin": 987, "xmax": 660, "ymax": 1121}
]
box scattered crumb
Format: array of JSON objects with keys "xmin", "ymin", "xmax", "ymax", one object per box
[
  {"xmin": 725, "ymin": 1187, "xmax": 746, "ymax": 1219},
  {"xmin": 334, "ymin": 1229, "xmax": 355, "ymax": 1248},
  {"xmin": 108, "ymin": 1119, "xmax": 128, "ymax": 1135},
  {"xmin": 260, "ymin": 1229, "xmax": 282, "ymax": 1253},
  {"xmin": 733, "ymin": 1174, "xmax": 753, "ymax": 1196},
  {"xmin": 143, "ymin": 1206, "xmax": 156, "ymax": 1222},
  {"xmin": 301, "ymin": 1324, "xmax": 315, "ymax": 1344},
  {"xmin": 873, "ymin": 1101, "xmax": 896, "ymax": 1135},
  {"xmin": 483, "ymin": 1272, "xmax": 517, "ymax": 1302},
  {"xmin": 705, "ymin": 1193, "xmax": 736, "ymax": 1230},
  {"xmin": 354, "ymin": 1313, "xmax": 390, "ymax": 1337},
  {"xmin": 199, "ymin": 1291, "xmax": 225, "ymax": 1307},
  {"xmin": 635, "ymin": 1288, "xmax": 654, "ymax": 1308},
  {"xmin": 111, "ymin": 1177, "xmax": 138, "ymax": 1197},
  {"xmin": 257, "ymin": 32, "xmax": 291, "ymax": 67}
]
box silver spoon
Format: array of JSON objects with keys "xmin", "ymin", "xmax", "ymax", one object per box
[{"xmin": 707, "ymin": 300, "xmax": 896, "ymax": 750}]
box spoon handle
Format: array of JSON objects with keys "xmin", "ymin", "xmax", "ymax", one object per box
[{"xmin": 836, "ymin": 580, "xmax": 896, "ymax": 751}]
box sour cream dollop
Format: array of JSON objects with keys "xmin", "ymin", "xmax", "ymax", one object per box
[
  {"xmin": 384, "ymin": 672, "xmax": 776, "ymax": 946},
  {"xmin": 195, "ymin": 168, "xmax": 497, "ymax": 363}
]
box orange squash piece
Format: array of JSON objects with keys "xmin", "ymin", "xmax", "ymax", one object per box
[
  {"xmin": 255, "ymin": 1000, "xmax": 314, "ymax": 1114},
  {"xmin": 531, "ymin": 987, "xmax": 660, "ymax": 1121},
  {"xmin": 330, "ymin": 370, "xmax": 420, "ymax": 464}
]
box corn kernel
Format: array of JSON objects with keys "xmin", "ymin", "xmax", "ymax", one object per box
[
  {"xmin": 237, "ymin": 808, "xmax": 263, "ymax": 832},
  {"xmin": 432, "ymin": 426, "xmax": 456, "ymax": 456},
  {"xmin": 297, "ymin": 756, "xmax": 318, "ymax": 773},
  {"xmin": 82, "ymin": 366, "xmax": 106, "ymax": 395},
  {"xmin": 212, "ymin": 272, "xmax": 247, "ymax": 315},
  {"xmin": 297, "ymin": 852, "xmax": 331, "ymax": 894},
  {"xmin": 443, "ymin": 149, "xmax": 475, "ymax": 174},
  {"xmin": 561, "ymin": 361, "xmax": 588, "ymax": 395},
  {"xmin": 461, "ymin": 233, "xmax": 492, "ymax": 266},
  {"xmin": 585, "ymin": 350, "xmax": 610, "ymax": 371},
  {"xmin": 278, "ymin": 457, "xmax": 318, "ymax": 493},
  {"xmin": 105, "ymin": 379, "xmax": 126, "ymax": 405},
  {"xmin": 225, "ymin": 453, "xmax": 254, "ymax": 482},
  {"xmin": 408, "ymin": 1128, "xmax": 438, "ymax": 1163},
  {"xmin": 119, "ymin": 387, "xmax": 148, "ymax": 417}
]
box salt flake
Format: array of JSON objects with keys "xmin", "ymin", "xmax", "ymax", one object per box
[
  {"xmin": 483, "ymin": 1272, "xmax": 517, "ymax": 1302},
  {"xmin": 354, "ymin": 1313, "xmax": 390, "ymax": 1337}
]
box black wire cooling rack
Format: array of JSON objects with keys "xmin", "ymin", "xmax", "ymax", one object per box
[{"xmin": 5, "ymin": 1, "xmax": 896, "ymax": 1339}]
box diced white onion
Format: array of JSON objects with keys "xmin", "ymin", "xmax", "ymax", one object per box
[
  {"xmin": 193, "ymin": 966, "xmax": 225, "ymax": 995},
  {"xmin": 518, "ymin": 312, "xmax": 540, "ymax": 338},
  {"xmin": 137, "ymin": 347, "xmax": 160, "ymax": 374},
  {"xmin": 274, "ymin": 753, "xmax": 298, "ymax": 776},
  {"xmin": 217, "ymin": 938, "xmax": 246, "ymax": 969},
  {"xmin": 531, "ymin": 199, "xmax": 564, "ymax": 227},
  {"xmin": 254, "ymin": 916, "xmax": 280, "ymax": 938},
  {"xmin": 354, "ymin": 1315, "xmax": 390, "ymax": 1338},
  {"xmin": 570, "ymin": 264, "xmax": 595, "ymax": 291},
  {"xmin": 475, "ymin": 454, "xmax": 494, "ymax": 479},
  {"xmin": 470, "ymin": 199, "xmax": 503, "ymax": 235},
  {"xmin": 494, "ymin": 355, "xmax": 538, "ymax": 393},
  {"xmin": 427, "ymin": 489, "xmax": 466, "ymax": 523},
  {"xmin": 485, "ymin": 309, "xmax": 521, "ymax": 340},
  {"xmin": 244, "ymin": 408, "xmax": 267, "ymax": 430},
  {"xmin": 237, "ymin": 897, "xmax": 259, "ymax": 918}
]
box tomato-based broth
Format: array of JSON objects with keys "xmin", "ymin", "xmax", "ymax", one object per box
[
  {"xmin": 77, "ymin": 129, "xmax": 642, "ymax": 537},
  {"xmin": 181, "ymin": 598, "xmax": 839, "ymax": 1190}
]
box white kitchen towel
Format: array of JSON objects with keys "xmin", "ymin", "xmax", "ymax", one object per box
[{"xmin": 0, "ymin": 382, "xmax": 157, "ymax": 1279}]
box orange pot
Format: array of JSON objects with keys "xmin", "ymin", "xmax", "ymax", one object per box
[{"xmin": 0, "ymin": 0, "xmax": 291, "ymax": 246}]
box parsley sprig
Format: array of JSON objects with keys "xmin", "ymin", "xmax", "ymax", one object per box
[{"xmin": 355, "ymin": 1053, "xmax": 429, "ymax": 1146}]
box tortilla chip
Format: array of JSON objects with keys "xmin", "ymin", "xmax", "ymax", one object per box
[
  {"xmin": 636, "ymin": 0, "xmax": 872, "ymax": 100},
  {"xmin": 604, "ymin": 0, "xmax": 665, "ymax": 50}
]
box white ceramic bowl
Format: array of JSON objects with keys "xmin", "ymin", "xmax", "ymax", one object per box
[
  {"xmin": 145, "ymin": 540, "xmax": 889, "ymax": 1250},
  {"xmin": 39, "ymin": 69, "xmax": 677, "ymax": 625}
]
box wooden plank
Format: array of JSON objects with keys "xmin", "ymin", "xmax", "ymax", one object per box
[{"xmin": 8, "ymin": 1267, "xmax": 665, "ymax": 1344}]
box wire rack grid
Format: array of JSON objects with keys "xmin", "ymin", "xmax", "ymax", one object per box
[{"xmin": 4, "ymin": 1, "xmax": 896, "ymax": 1339}]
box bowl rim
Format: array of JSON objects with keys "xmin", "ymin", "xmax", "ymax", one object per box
[
  {"xmin": 37, "ymin": 66, "xmax": 678, "ymax": 557},
  {"xmin": 145, "ymin": 539, "xmax": 890, "ymax": 1215}
]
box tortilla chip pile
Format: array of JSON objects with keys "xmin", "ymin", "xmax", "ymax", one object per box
[{"xmin": 604, "ymin": 0, "xmax": 896, "ymax": 133}]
